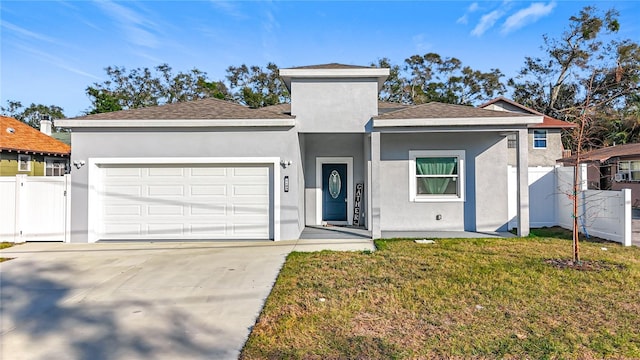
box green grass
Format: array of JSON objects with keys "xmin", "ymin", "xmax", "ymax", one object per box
[
  {"xmin": 241, "ymin": 237, "xmax": 640, "ymax": 359},
  {"xmin": 0, "ymin": 242, "xmax": 14, "ymax": 262}
]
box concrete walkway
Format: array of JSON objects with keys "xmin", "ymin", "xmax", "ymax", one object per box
[{"xmin": 0, "ymin": 239, "xmax": 374, "ymax": 360}]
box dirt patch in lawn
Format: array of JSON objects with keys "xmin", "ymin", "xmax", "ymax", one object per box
[{"xmin": 544, "ymin": 258, "xmax": 626, "ymax": 271}]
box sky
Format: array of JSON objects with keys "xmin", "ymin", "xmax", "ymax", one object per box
[{"xmin": 1, "ymin": 0, "xmax": 639, "ymax": 118}]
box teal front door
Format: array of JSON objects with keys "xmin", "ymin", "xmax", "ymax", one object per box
[{"xmin": 322, "ymin": 164, "xmax": 347, "ymax": 221}]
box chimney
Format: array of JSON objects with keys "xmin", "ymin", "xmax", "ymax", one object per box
[{"xmin": 40, "ymin": 115, "xmax": 52, "ymax": 136}]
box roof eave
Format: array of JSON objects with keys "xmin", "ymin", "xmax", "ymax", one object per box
[
  {"xmin": 55, "ymin": 118, "xmax": 296, "ymax": 128},
  {"xmin": 1, "ymin": 147, "xmax": 70, "ymax": 156},
  {"xmin": 373, "ymin": 115, "xmax": 543, "ymax": 127}
]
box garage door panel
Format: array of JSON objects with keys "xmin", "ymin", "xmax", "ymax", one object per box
[
  {"xmin": 190, "ymin": 185, "xmax": 226, "ymax": 196},
  {"xmin": 104, "ymin": 205, "xmax": 142, "ymax": 216},
  {"xmin": 104, "ymin": 185, "xmax": 142, "ymax": 197},
  {"xmin": 104, "ymin": 167, "xmax": 141, "ymax": 177},
  {"xmin": 148, "ymin": 205, "xmax": 184, "ymax": 216},
  {"xmin": 148, "ymin": 223, "xmax": 184, "ymax": 236},
  {"xmin": 148, "ymin": 185, "xmax": 184, "ymax": 196},
  {"xmin": 232, "ymin": 204, "xmax": 269, "ymax": 215},
  {"xmin": 190, "ymin": 167, "xmax": 227, "ymax": 176},
  {"xmin": 232, "ymin": 184, "xmax": 268, "ymax": 196},
  {"xmin": 98, "ymin": 163, "xmax": 271, "ymax": 240},
  {"xmin": 189, "ymin": 223, "xmax": 226, "ymax": 236},
  {"xmin": 190, "ymin": 203, "xmax": 226, "ymax": 215},
  {"xmin": 233, "ymin": 167, "xmax": 268, "ymax": 176},
  {"xmin": 148, "ymin": 167, "xmax": 183, "ymax": 177},
  {"xmin": 104, "ymin": 223, "xmax": 142, "ymax": 236}
]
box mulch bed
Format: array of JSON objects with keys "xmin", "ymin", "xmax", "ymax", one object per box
[{"xmin": 544, "ymin": 258, "xmax": 626, "ymax": 271}]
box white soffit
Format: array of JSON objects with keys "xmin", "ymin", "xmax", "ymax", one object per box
[
  {"xmin": 279, "ymin": 68, "xmax": 390, "ymax": 90},
  {"xmin": 373, "ymin": 115, "xmax": 543, "ymax": 127},
  {"xmin": 54, "ymin": 118, "xmax": 295, "ymax": 128}
]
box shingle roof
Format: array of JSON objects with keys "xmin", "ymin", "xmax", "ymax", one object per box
[
  {"xmin": 374, "ymin": 102, "xmax": 532, "ymax": 120},
  {"xmin": 261, "ymin": 103, "xmax": 292, "ymax": 115},
  {"xmin": 286, "ymin": 63, "xmax": 375, "ymax": 70},
  {"xmin": 479, "ymin": 97, "xmax": 576, "ymax": 129},
  {"xmin": 67, "ymin": 98, "xmax": 294, "ymax": 120},
  {"xmin": 0, "ymin": 116, "xmax": 71, "ymax": 155},
  {"xmin": 558, "ymin": 143, "xmax": 640, "ymax": 164},
  {"xmin": 260, "ymin": 101, "xmax": 411, "ymax": 116}
]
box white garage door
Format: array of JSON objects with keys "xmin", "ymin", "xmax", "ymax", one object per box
[{"xmin": 97, "ymin": 164, "xmax": 270, "ymax": 240}]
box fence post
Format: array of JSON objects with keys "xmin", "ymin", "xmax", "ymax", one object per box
[
  {"xmin": 14, "ymin": 174, "xmax": 26, "ymax": 243},
  {"xmin": 623, "ymin": 188, "xmax": 632, "ymax": 247}
]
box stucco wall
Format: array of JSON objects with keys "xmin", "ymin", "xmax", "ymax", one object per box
[
  {"xmin": 379, "ymin": 132, "xmax": 509, "ymax": 232},
  {"xmin": 290, "ymin": 79, "xmax": 379, "ymax": 133},
  {"xmin": 508, "ymin": 129, "xmax": 564, "ymax": 167},
  {"xmin": 69, "ymin": 127, "xmax": 303, "ymax": 242}
]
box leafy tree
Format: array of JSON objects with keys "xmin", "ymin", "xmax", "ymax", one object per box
[
  {"xmin": 1, "ymin": 100, "xmax": 66, "ymax": 131},
  {"xmin": 509, "ymin": 6, "xmax": 640, "ymax": 150},
  {"xmin": 372, "ymin": 54, "xmax": 506, "ymax": 105},
  {"xmin": 225, "ymin": 62, "xmax": 289, "ymax": 108},
  {"xmin": 85, "ymin": 64, "xmax": 229, "ymax": 114},
  {"xmin": 372, "ymin": 58, "xmax": 407, "ymax": 103}
]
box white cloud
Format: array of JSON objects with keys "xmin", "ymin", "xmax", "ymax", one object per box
[
  {"xmin": 456, "ymin": 2, "xmax": 479, "ymax": 24},
  {"xmin": 471, "ymin": 9, "xmax": 504, "ymax": 36},
  {"xmin": 501, "ymin": 1, "xmax": 556, "ymax": 34},
  {"xmin": 14, "ymin": 43, "xmax": 101, "ymax": 80},
  {"xmin": 94, "ymin": 1, "xmax": 160, "ymax": 48},
  {"xmin": 209, "ymin": 0, "xmax": 246, "ymax": 19},
  {"xmin": 412, "ymin": 33, "xmax": 432, "ymax": 53},
  {"xmin": 2, "ymin": 21, "xmax": 62, "ymax": 45}
]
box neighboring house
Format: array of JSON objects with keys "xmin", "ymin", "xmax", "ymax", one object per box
[
  {"xmin": 0, "ymin": 115, "xmax": 71, "ymax": 176},
  {"xmin": 56, "ymin": 63, "xmax": 541, "ymax": 243},
  {"xmin": 558, "ymin": 143, "xmax": 640, "ymax": 207},
  {"xmin": 479, "ymin": 97, "xmax": 576, "ymax": 167}
]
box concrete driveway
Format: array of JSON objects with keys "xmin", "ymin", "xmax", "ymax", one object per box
[{"xmin": 0, "ymin": 239, "xmax": 374, "ymax": 360}]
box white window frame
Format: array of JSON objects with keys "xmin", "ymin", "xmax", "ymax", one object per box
[
  {"xmin": 18, "ymin": 154, "xmax": 31, "ymax": 172},
  {"xmin": 533, "ymin": 130, "xmax": 547, "ymax": 149},
  {"xmin": 45, "ymin": 157, "xmax": 67, "ymax": 176},
  {"xmin": 617, "ymin": 160, "xmax": 640, "ymax": 182},
  {"xmin": 409, "ymin": 150, "xmax": 465, "ymax": 202}
]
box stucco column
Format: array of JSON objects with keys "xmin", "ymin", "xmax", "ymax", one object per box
[
  {"xmin": 371, "ymin": 131, "xmax": 382, "ymax": 238},
  {"xmin": 516, "ymin": 128, "xmax": 530, "ymax": 236}
]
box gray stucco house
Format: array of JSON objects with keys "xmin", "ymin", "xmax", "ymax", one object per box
[
  {"xmin": 56, "ymin": 64, "xmax": 541, "ymax": 243},
  {"xmin": 479, "ymin": 97, "xmax": 576, "ymax": 167}
]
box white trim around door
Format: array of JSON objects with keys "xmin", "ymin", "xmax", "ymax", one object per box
[
  {"xmin": 87, "ymin": 157, "xmax": 281, "ymax": 243},
  {"xmin": 315, "ymin": 157, "xmax": 353, "ymax": 226}
]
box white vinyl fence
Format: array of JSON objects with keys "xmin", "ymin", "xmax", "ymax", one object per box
[
  {"xmin": 555, "ymin": 167, "xmax": 632, "ymax": 246},
  {"xmin": 509, "ymin": 166, "xmax": 632, "ymax": 246},
  {"xmin": 0, "ymin": 175, "xmax": 70, "ymax": 242}
]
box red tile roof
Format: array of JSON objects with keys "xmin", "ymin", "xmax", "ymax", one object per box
[
  {"xmin": 479, "ymin": 97, "xmax": 576, "ymax": 129},
  {"xmin": 534, "ymin": 115, "xmax": 577, "ymax": 129},
  {"xmin": 0, "ymin": 116, "xmax": 71, "ymax": 155}
]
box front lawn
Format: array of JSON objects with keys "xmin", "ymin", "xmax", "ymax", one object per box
[{"xmin": 241, "ymin": 237, "xmax": 640, "ymax": 359}]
